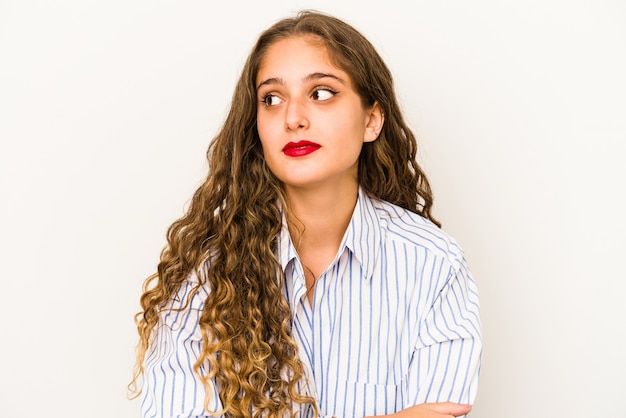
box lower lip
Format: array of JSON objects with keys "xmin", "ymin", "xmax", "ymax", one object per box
[{"xmin": 283, "ymin": 145, "xmax": 321, "ymax": 157}]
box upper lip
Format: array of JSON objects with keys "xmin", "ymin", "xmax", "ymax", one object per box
[{"xmin": 282, "ymin": 140, "xmax": 321, "ymax": 151}]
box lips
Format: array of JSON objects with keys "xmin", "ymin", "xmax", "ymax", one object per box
[{"xmin": 282, "ymin": 140, "xmax": 321, "ymax": 157}]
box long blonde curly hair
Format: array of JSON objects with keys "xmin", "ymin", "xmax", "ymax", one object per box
[{"xmin": 130, "ymin": 10, "xmax": 440, "ymax": 418}]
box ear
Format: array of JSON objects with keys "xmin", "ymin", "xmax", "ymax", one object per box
[{"xmin": 363, "ymin": 101, "xmax": 385, "ymax": 143}]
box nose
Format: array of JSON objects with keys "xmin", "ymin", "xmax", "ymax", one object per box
[{"xmin": 284, "ymin": 98, "xmax": 309, "ymax": 131}]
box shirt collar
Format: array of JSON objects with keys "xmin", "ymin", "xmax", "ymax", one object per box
[
  {"xmin": 278, "ymin": 205, "xmax": 297, "ymax": 272},
  {"xmin": 341, "ymin": 187, "xmax": 382, "ymax": 281},
  {"xmin": 277, "ymin": 187, "xmax": 382, "ymax": 281}
]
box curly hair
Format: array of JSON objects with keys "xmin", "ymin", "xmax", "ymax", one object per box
[{"xmin": 130, "ymin": 10, "xmax": 439, "ymax": 418}]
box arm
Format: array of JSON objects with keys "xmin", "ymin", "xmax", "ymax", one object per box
[
  {"xmin": 388, "ymin": 255, "xmax": 482, "ymax": 418},
  {"xmin": 141, "ymin": 279, "xmax": 223, "ymax": 418},
  {"xmin": 408, "ymin": 255, "xmax": 482, "ymax": 406},
  {"xmin": 368, "ymin": 403, "xmax": 472, "ymax": 418}
]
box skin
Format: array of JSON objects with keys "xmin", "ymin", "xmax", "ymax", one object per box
[
  {"xmin": 256, "ymin": 35, "xmax": 383, "ymax": 301},
  {"xmin": 256, "ymin": 35, "xmax": 471, "ymax": 418},
  {"xmin": 256, "ymin": 35, "xmax": 381, "ymax": 193},
  {"xmin": 372, "ymin": 403, "xmax": 473, "ymax": 418}
]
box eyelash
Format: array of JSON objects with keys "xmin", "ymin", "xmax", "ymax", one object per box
[
  {"xmin": 312, "ymin": 87, "xmax": 338, "ymax": 101},
  {"xmin": 260, "ymin": 94, "xmax": 281, "ymax": 107},
  {"xmin": 259, "ymin": 87, "xmax": 339, "ymax": 107}
]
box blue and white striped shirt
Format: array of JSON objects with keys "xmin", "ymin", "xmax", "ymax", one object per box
[{"xmin": 141, "ymin": 190, "xmax": 481, "ymax": 418}]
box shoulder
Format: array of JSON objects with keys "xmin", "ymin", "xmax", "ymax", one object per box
[
  {"xmin": 162, "ymin": 268, "xmax": 212, "ymax": 313},
  {"xmin": 372, "ymin": 197, "xmax": 465, "ymax": 265}
]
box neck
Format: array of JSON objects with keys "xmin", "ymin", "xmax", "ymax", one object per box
[{"xmin": 284, "ymin": 181, "xmax": 359, "ymax": 256}]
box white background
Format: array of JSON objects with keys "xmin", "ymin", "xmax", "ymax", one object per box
[{"xmin": 1, "ymin": 1, "xmax": 625, "ymax": 417}]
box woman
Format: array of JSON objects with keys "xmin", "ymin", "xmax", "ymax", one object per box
[{"xmin": 131, "ymin": 10, "xmax": 481, "ymax": 418}]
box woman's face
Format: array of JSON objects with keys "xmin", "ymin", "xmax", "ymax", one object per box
[{"xmin": 255, "ymin": 35, "xmax": 383, "ymax": 193}]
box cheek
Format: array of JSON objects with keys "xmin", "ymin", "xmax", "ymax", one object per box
[
  {"xmin": 256, "ymin": 128, "xmax": 277, "ymax": 165},
  {"xmin": 256, "ymin": 114, "xmax": 279, "ymax": 146},
  {"xmin": 256, "ymin": 124, "xmax": 270, "ymax": 150}
]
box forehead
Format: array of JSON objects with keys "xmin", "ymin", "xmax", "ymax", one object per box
[{"xmin": 256, "ymin": 35, "xmax": 348, "ymax": 84}]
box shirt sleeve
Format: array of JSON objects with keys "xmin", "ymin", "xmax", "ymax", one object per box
[
  {"xmin": 140, "ymin": 279, "xmax": 223, "ymax": 418},
  {"xmin": 406, "ymin": 253, "xmax": 482, "ymax": 410}
]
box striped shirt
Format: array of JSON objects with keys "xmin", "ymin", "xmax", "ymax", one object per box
[{"xmin": 141, "ymin": 190, "xmax": 482, "ymax": 418}]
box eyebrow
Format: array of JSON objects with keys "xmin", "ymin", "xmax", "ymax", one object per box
[{"xmin": 256, "ymin": 72, "xmax": 346, "ymax": 90}]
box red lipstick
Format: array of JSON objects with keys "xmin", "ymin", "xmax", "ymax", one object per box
[{"xmin": 282, "ymin": 140, "xmax": 321, "ymax": 157}]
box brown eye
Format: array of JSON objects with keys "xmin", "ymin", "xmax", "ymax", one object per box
[
  {"xmin": 312, "ymin": 88, "xmax": 336, "ymax": 101},
  {"xmin": 262, "ymin": 94, "xmax": 281, "ymax": 106}
]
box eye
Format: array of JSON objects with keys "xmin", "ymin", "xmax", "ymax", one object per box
[
  {"xmin": 312, "ymin": 88, "xmax": 337, "ymax": 102},
  {"xmin": 261, "ymin": 93, "xmax": 282, "ymax": 107}
]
